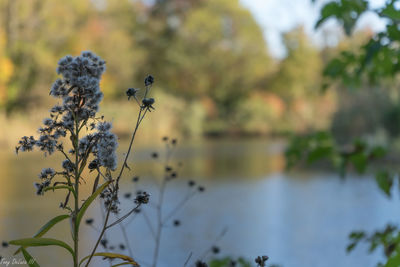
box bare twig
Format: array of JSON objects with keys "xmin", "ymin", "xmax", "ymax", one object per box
[
  {"xmin": 163, "ymin": 191, "xmax": 196, "ymax": 223},
  {"xmin": 151, "ymin": 177, "xmax": 167, "ymax": 267},
  {"xmin": 183, "ymin": 252, "xmax": 193, "ymax": 267},
  {"xmin": 106, "ymin": 204, "xmax": 141, "ymax": 229},
  {"xmin": 84, "ymin": 204, "xmax": 112, "ymax": 267},
  {"xmin": 85, "ymin": 101, "xmax": 149, "ymax": 266},
  {"xmin": 115, "ymin": 108, "xmax": 148, "ymax": 192},
  {"xmin": 119, "ymin": 222, "xmax": 135, "ymax": 259},
  {"xmin": 199, "ymin": 227, "xmax": 229, "ymax": 261},
  {"xmin": 142, "ymin": 209, "xmax": 156, "ymax": 240}
]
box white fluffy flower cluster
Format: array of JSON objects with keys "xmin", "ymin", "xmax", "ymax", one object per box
[
  {"xmin": 94, "ymin": 122, "xmax": 118, "ymax": 171},
  {"xmin": 16, "ymin": 52, "xmax": 122, "ymax": 198},
  {"xmin": 16, "ymin": 51, "xmax": 107, "ymax": 157},
  {"xmin": 50, "ymin": 51, "xmax": 105, "ymax": 121},
  {"xmin": 34, "ymin": 168, "xmax": 56, "ymax": 195},
  {"xmin": 38, "ymin": 168, "xmax": 55, "ymax": 179}
]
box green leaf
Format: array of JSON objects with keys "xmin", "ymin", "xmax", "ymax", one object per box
[
  {"xmin": 362, "ymin": 39, "xmax": 382, "ymax": 68},
  {"xmin": 237, "ymin": 257, "xmax": 252, "ymax": 267},
  {"xmin": 316, "ymin": 0, "xmax": 368, "ymax": 35},
  {"xmin": 349, "ymin": 231, "xmax": 365, "ymax": 240},
  {"xmin": 323, "ymin": 58, "xmax": 345, "ymax": 78},
  {"xmin": 338, "ymin": 157, "xmax": 348, "ymax": 178},
  {"xmin": 14, "ymin": 214, "xmax": 70, "ymax": 255},
  {"xmin": 209, "ymin": 257, "xmax": 231, "ymax": 267},
  {"xmin": 346, "ymin": 242, "xmax": 357, "ymax": 253},
  {"xmin": 79, "ymin": 252, "xmax": 139, "ymax": 267},
  {"xmin": 21, "ymin": 248, "xmax": 40, "ymax": 267},
  {"xmin": 33, "ymin": 215, "xmax": 70, "ymax": 237},
  {"xmin": 387, "ymin": 24, "xmax": 400, "ymax": 41},
  {"xmin": 209, "ymin": 257, "xmax": 252, "ymax": 267},
  {"xmin": 380, "ymin": 3, "xmax": 400, "ymax": 20},
  {"xmin": 44, "ymin": 185, "xmax": 73, "ymax": 192},
  {"xmin": 75, "ymin": 180, "xmax": 111, "ymax": 231},
  {"xmin": 307, "ymin": 146, "xmax": 333, "ymax": 164},
  {"xmin": 375, "ymin": 170, "xmax": 393, "ymax": 197},
  {"xmin": 92, "ymin": 173, "xmax": 100, "ymax": 194},
  {"xmin": 111, "ymin": 263, "xmax": 141, "ymax": 267},
  {"xmin": 347, "ymin": 231, "xmax": 365, "ymax": 253},
  {"xmin": 349, "ymin": 153, "xmax": 367, "ymax": 173},
  {"xmin": 370, "ymin": 146, "xmax": 386, "ymax": 159},
  {"xmin": 9, "ymin": 238, "xmax": 74, "ymax": 257},
  {"xmin": 315, "ymin": 2, "xmax": 341, "ymax": 29},
  {"xmin": 386, "ymin": 253, "xmax": 400, "ymax": 267}
]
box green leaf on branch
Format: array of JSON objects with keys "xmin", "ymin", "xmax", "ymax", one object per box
[
  {"xmin": 285, "ymin": 131, "xmax": 336, "ymax": 169},
  {"xmin": 44, "ymin": 185, "xmax": 73, "ymax": 192},
  {"xmin": 346, "ymin": 242, "xmax": 357, "ymax": 253},
  {"xmin": 79, "ymin": 252, "xmax": 139, "ymax": 267},
  {"xmin": 14, "ymin": 214, "xmax": 69, "ymax": 255},
  {"xmin": 9, "ymin": 238, "xmax": 74, "ymax": 257},
  {"xmin": 347, "ymin": 231, "xmax": 365, "ymax": 253},
  {"xmin": 375, "ymin": 170, "xmax": 393, "ymax": 197},
  {"xmin": 21, "ymin": 248, "xmax": 40, "ymax": 267},
  {"xmin": 315, "ymin": 0, "xmax": 368, "ymax": 35},
  {"xmin": 386, "ymin": 253, "xmax": 400, "ymax": 267},
  {"xmin": 33, "ymin": 215, "xmax": 70, "ymax": 237},
  {"xmin": 92, "ymin": 173, "xmax": 100, "ymax": 194},
  {"xmin": 362, "ymin": 39, "xmax": 382, "ymax": 68},
  {"xmin": 43, "ymin": 185, "xmax": 76, "ymax": 198},
  {"xmin": 349, "ymin": 153, "xmax": 367, "ymax": 173},
  {"xmin": 209, "ymin": 257, "xmax": 252, "ymax": 267},
  {"xmin": 380, "ymin": 3, "xmax": 400, "ymax": 20},
  {"xmin": 323, "ymin": 58, "xmax": 345, "ymax": 78},
  {"xmin": 75, "ymin": 180, "xmax": 111, "ymax": 230},
  {"xmin": 111, "ymin": 263, "xmax": 141, "ymax": 267},
  {"xmin": 307, "ymin": 146, "xmax": 333, "ymax": 164},
  {"xmin": 315, "ymin": 2, "xmax": 341, "ymax": 29},
  {"xmin": 370, "ymin": 146, "xmax": 386, "ymax": 159}
]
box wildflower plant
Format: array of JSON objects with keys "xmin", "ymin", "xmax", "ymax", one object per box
[
  {"xmin": 70, "ymin": 137, "xmax": 273, "ymax": 267},
  {"xmin": 12, "ymin": 51, "xmax": 155, "ymax": 267},
  {"xmin": 91, "ymin": 137, "xmax": 209, "ymax": 267}
]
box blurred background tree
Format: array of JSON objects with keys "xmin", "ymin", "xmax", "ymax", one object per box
[
  {"xmin": 0, "ymin": 0, "xmax": 94, "ymax": 112},
  {"xmin": 285, "ymin": 1, "xmax": 400, "ymax": 265},
  {"xmin": 268, "ymin": 26, "xmax": 333, "ymax": 132},
  {"xmin": 3, "ymin": 0, "xmax": 400, "ymax": 266},
  {"xmin": 0, "ymin": 0, "xmax": 281, "ymax": 137},
  {"xmin": 0, "ymin": 0, "xmax": 381, "ymax": 141}
]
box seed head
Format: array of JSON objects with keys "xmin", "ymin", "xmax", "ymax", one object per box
[
  {"xmin": 144, "ymin": 75, "xmax": 154, "ymax": 86},
  {"xmin": 135, "ymin": 191, "xmax": 150, "ymax": 204},
  {"xmin": 195, "ymin": 261, "xmax": 208, "ymax": 267},
  {"xmin": 212, "ymin": 246, "xmax": 220, "ymax": 254},
  {"xmin": 255, "ymin": 255, "xmax": 269, "ymax": 267},
  {"xmin": 126, "ymin": 88, "xmax": 140, "ymax": 100}
]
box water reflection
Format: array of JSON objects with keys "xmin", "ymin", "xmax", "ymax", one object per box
[{"xmin": 0, "ymin": 138, "xmax": 398, "ymax": 267}]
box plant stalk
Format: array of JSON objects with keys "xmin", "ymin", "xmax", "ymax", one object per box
[{"xmin": 73, "ymin": 119, "xmax": 80, "ymax": 267}]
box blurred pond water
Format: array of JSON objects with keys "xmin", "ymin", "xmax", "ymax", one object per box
[{"xmin": 0, "ymin": 138, "xmax": 399, "ymax": 267}]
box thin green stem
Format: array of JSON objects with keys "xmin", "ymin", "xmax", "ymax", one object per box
[
  {"xmin": 84, "ymin": 204, "xmax": 112, "ymax": 267},
  {"xmin": 119, "ymin": 222, "xmax": 134, "ymax": 259},
  {"xmin": 85, "ymin": 107, "xmax": 148, "ymax": 267},
  {"xmin": 151, "ymin": 144, "xmax": 174, "ymax": 267},
  {"xmin": 73, "ymin": 119, "xmax": 80, "ymax": 267},
  {"xmin": 162, "ymin": 191, "xmax": 196, "ymax": 223},
  {"xmin": 152, "ymin": 177, "xmax": 167, "ymax": 267},
  {"xmin": 105, "ymin": 204, "xmax": 141, "ymax": 230},
  {"xmin": 115, "ymin": 108, "xmax": 147, "ymax": 191}
]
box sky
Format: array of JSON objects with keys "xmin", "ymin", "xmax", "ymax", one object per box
[{"xmin": 239, "ymin": 0, "xmax": 388, "ymax": 58}]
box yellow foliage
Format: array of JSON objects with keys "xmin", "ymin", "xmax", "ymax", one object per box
[
  {"xmin": 0, "ymin": 56, "xmax": 14, "ymax": 104},
  {"xmin": 0, "ymin": 57, "xmax": 14, "ymax": 84}
]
